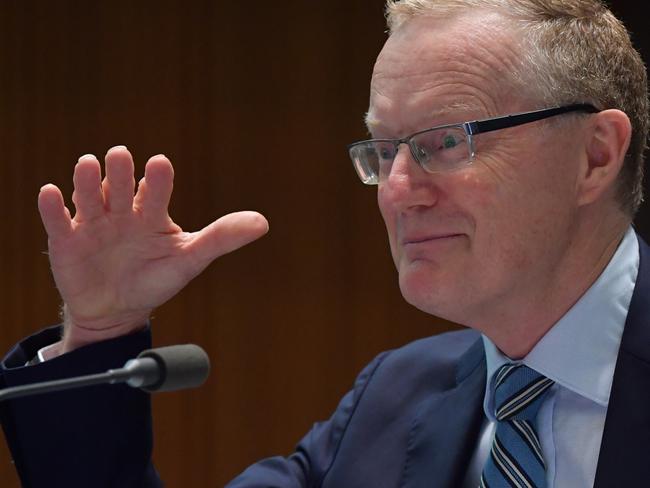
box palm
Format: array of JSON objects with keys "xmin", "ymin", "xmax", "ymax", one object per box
[
  {"xmin": 48, "ymin": 213, "xmax": 187, "ymax": 319},
  {"xmin": 38, "ymin": 146, "xmax": 268, "ymax": 348}
]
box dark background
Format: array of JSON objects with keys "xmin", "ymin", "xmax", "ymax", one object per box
[{"xmin": 0, "ymin": 1, "xmax": 647, "ymax": 486}]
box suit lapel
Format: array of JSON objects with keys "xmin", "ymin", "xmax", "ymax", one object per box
[
  {"xmin": 400, "ymin": 339, "xmax": 486, "ymax": 488},
  {"xmin": 594, "ymin": 235, "xmax": 650, "ymax": 487}
]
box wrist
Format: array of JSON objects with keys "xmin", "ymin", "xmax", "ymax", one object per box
[{"xmin": 61, "ymin": 305, "xmax": 150, "ymax": 354}]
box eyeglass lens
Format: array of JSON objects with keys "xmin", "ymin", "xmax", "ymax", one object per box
[{"xmin": 349, "ymin": 126, "xmax": 471, "ymax": 185}]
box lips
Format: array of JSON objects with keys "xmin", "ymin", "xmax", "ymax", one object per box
[{"xmin": 401, "ymin": 233, "xmax": 463, "ymax": 246}]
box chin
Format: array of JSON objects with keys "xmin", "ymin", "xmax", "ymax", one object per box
[{"xmin": 398, "ymin": 263, "xmax": 452, "ymax": 318}]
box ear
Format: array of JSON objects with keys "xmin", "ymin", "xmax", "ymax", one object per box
[{"xmin": 577, "ymin": 109, "xmax": 631, "ymax": 207}]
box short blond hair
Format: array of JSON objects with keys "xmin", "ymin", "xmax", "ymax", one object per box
[{"xmin": 386, "ymin": 0, "xmax": 648, "ymax": 215}]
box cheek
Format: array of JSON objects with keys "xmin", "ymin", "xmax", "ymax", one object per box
[
  {"xmin": 449, "ymin": 167, "xmax": 501, "ymax": 231},
  {"xmin": 377, "ymin": 185, "xmax": 399, "ymax": 260},
  {"xmin": 377, "ymin": 184, "xmax": 390, "ymax": 221},
  {"xmin": 455, "ymin": 165, "xmax": 531, "ymax": 262},
  {"xmin": 455, "ymin": 167, "xmax": 496, "ymax": 206},
  {"xmin": 469, "ymin": 155, "xmax": 579, "ymax": 271}
]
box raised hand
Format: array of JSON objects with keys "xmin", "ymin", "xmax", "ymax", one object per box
[{"xmin": 37, "ymin": 146, "xmax": 268, "ymax": 355}]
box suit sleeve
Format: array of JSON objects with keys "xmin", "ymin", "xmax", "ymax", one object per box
[
  {"xmin": 0, "ymin": 326, "xmax": 389, "ymax": 488},
  {"xmin": 226, "ymin": 351, "xmax": 389, "ymax": 487},
  {"xmin": 0, "ymin": 325, "xmax": 162, "ymax": 488}
]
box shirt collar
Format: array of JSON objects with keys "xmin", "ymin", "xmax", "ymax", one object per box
[{"xmin": 482, "ymin": 227, "xmax": 639, "ymax": 417}]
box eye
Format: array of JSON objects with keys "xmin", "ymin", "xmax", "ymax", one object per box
[
  {"xmin": 410, "ymin": 127, "xmax": 469, "ymax": 171},
  {"xmin": 377, "ymin": 143, "xmax": 396, "ymax": 161},
  {"xmin": 441, "ymin": 133, "xmax": 461, "ymax": 149}
]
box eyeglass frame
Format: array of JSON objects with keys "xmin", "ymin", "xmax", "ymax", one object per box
[{"xmin": 347, "ymin": 103, "xmax": 600, "ymax": 185}]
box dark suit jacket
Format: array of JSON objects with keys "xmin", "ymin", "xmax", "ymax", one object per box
[{"xmin": 1, "ymin": 236, "xmax": 649, "ymax": 487}]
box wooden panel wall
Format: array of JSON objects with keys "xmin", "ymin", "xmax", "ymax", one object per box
[{"xmin": 0, "ymin": 1, "xmax": 647, "ymax": 486}]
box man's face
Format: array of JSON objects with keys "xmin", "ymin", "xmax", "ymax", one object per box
[{"xmin": 370, "ymin": 13, "xmax": 588, "ymax": 330}]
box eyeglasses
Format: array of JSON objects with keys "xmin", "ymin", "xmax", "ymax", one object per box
[{"xmin": 347, "ymin": 103, "xmax": 599, "ymax": 185}]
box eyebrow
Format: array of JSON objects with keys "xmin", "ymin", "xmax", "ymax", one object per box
[{"xmin": 364, "ymin": 101, "xmax": 479, "ymax": 133}]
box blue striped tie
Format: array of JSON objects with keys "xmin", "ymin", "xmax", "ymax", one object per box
[{"xmin": 480, "ymin": 364, "xmax": 554, "ymax": 488}]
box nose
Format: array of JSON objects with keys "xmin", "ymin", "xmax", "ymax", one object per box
[{"xmin": 378, "ymin": 144, "xmax": 439, "ymax": 213}]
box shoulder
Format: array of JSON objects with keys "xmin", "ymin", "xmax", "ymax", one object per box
[
  {"xmin": 381, "ymin": 327, "xmax": 481, "ymax": 376},
  {"xmin": 354, "ymin": 328, "xmax": 483, "ymax": 404},
  {"xmin": 293, "ymin": 329, "xmax": 484, "ymax": 484},
  {"xmin": 388, "ymin": 327, "xmax": 482, "ymax": 363}
]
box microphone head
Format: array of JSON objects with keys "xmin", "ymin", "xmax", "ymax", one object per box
[{"xmin": 137, "ymin": 344, "xmax": 211, "ymax": 392}]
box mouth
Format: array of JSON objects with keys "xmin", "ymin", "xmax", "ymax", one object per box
[{"xmin": 402, "ymin": 233, "xmax": 464, "ymax": 246}]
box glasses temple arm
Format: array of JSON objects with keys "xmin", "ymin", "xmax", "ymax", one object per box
[{"xmin": 467, "ymin": 103, "xmax": 599, "ymax": 135}]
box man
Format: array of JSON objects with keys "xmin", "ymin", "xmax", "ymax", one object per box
[{"xmin": 1, "ymin": 0, "xmax": 648, "ymax": 487}]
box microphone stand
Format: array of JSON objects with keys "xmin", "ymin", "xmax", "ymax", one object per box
[
  {"xmin": 0, "ymin": 357, "xmax": 160, "ymax": 402},
  {"xmin": 0, "ymin": 344, "xmax": 210, "ymax": 402}
]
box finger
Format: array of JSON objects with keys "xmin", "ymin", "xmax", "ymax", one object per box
[
  {"xmin": 185, "ymin": 211, "xmax": 269, "ymax": 270},
  {"xmin": 38, "ymin": 184, "xmax": 73, "ymax": 238},
  {"xmin": 103, "ymin": 145, "xmax": 135, "ymax": 214},
  {"xmin": 134, "ymin": 155, "xmax": 174, "ymax": 220},
  {"xmin": 71, "ymin": 155, "xmax": 104, "ymax": 222}
]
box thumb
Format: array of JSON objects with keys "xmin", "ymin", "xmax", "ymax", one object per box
[{"xmin": 185, "ymin": 211, "xmax": 269, "ymax": 269}]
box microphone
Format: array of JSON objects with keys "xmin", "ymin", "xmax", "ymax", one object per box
[{"xmin": 0, "ymin": 344, "xmax": 210, "ymax": 402}]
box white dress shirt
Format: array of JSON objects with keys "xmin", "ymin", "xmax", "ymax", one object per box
[{"xmin": 464, "ymin": 227, "xmax": 640, "ymax": 487}]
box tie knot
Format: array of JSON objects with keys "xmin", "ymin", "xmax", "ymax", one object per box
[{"xmin": 493, "ymin": 364, "xmax": 554, "ymax": 421}]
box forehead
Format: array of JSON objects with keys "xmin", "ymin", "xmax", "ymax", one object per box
[{"xmin": 368, "ymin": 12, "xmax": 523, "ymax": 133}]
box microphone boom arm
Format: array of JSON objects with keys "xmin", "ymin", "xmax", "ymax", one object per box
[{"xmin": 0, "ymin": 344, "xmax": 210, "ymax": 402}]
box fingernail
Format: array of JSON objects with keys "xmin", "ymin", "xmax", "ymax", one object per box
[
  {"xmin": 78, "ymin": 154, "xmax": 96, "ymax": 162},
  {"xmin": 108, "ymin": 145, "xmax": 128, "ymax": 152}
]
